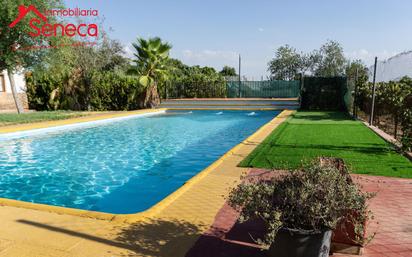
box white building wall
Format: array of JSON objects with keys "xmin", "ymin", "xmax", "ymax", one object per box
[{"xmin": 1, "ymin": 70, "xmax": 26, "ymax": 93}]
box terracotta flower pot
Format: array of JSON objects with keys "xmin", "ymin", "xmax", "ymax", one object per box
[{"xmin": 332, "ymin": 211, "xmax": 366, "ymax": 246}]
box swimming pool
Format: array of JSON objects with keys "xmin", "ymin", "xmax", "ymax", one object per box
[{"xmin": 0, "ymin": 110, "xmax": 280, "ymax": 214}]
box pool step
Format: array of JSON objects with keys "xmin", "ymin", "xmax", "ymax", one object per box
[{"xmin": 159, "ymin": 98, "xmax": 300, "ymax": 110}]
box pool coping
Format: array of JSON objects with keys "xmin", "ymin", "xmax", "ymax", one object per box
[
  {"xmin": 0, "ymin": 109, "xmax": 166, "ymax": 135},
  {"xmin": 0, "ymin": 108, "xmax": 293, "ymax": 223}
]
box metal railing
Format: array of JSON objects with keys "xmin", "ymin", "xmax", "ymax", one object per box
[
  {"xmin": 163, "ymin": 80, "xmax": 300, "ymax": 99},
  {"xmin": 227, "ymin": 80, "xmax": 300, "ymax": 98}
]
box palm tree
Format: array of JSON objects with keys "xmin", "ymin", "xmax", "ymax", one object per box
[{"xmin": 130, "ymin": 37, "xmax": 172, "ymax": 108}]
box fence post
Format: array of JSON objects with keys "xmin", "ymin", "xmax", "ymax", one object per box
[
  {"xmin": 225, "ymin": 81, "xmax": 228, "ymax": 98},
  {"xmin": 299, "ymin": 73, "xmax": 304, "ymax": 107},
  {"xmin": 369, "ymin": 57, "xmax": 378, "ymax": 126},
  {"xmin": 238, "ymin": 54, "xmax": 241, "ymax": 98},
  {"xmin": 352, "ymin": 68, "xmax": 359, "ymax": 118}
]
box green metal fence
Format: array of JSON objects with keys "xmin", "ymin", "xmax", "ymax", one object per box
[
  {"xmin": 164, "ymin": 80, "xmax": 301, "ymax": 99},
  {"xmin": 227, "ymin": 80, "xmax": 300, "ymax": 98}
]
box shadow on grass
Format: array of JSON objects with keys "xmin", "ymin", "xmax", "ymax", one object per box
[
  {"xmin": 290, "ymin": 111, "xmax": 352, "ymax": 122},
  {"xmin": 269, "ymin": 143, "xmax": 394, "ymax": 156}
]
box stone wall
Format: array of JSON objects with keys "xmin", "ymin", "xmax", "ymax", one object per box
[{"xmin": 0, "ymin": 93, "xmax": 29, "ymax": 112}]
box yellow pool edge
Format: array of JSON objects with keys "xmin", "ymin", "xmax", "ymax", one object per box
[{"xmin": 0, "ymin": 108, "xmax": 294, "ymax": 223}]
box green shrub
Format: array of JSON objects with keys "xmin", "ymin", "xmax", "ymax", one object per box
[
  {"xmin": 26, "ymin": 71, "xmax": 63, "ymax": 110},
  {"xmin": 26, "ymin": 71, "xmax": 143, "ymax": 111},
  {"xmin": 89, "ymin": 72, "xmax": 142, "ymax": 110}
]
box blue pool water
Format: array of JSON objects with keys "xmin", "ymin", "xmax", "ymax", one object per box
[{"xmin": 0, "ymin": 110, "xmax": 279, "ymax": 213}]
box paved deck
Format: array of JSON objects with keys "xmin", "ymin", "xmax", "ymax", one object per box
[
  {"xmin": 339, "ymin": 175, "xmax": 412, "ymax": 257},
  {"xmin": 0, "ymin": 109, "xmax": 294, "ymax": 256},
  {"xmin": 184, "ymin": 171, "xmax": 412, "ymax": 257}
]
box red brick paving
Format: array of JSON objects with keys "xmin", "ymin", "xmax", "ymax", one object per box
[
  {"xmin": 337, "ymin": 174, "xmax": 412, "ymax": 257},
  {"xmin": 185, "ymin": 170, "xmax": 412, "ymax": 257}
]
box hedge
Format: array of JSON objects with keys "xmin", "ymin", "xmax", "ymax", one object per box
[{"xmin": 26, "ymin": 71, "xmax": 143, "ymax": 111}]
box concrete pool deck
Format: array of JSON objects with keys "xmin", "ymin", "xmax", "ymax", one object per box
[{"xmin": 0, "ymin": 109, "xmax": 293, "ymax": 256}]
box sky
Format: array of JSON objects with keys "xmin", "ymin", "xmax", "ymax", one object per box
[{"xmin": 64, "ymin": 0, "xmax": 412, "ymax": 79}]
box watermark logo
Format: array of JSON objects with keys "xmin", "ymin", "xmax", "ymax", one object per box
[
  {"xmin": 9, "ymin": 5, "xmax": 47, "ymax": 28},
  {"xmin": 9, "ymin": 4, "xmax": 98, "ymax": 38}
]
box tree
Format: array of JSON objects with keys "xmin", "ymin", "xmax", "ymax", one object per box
[
  {"xmin": 161, "ymin": 59, "xmax": 226, "ymax": 98},
  {"xmin": 95, "ymin": 37, "xmax": 129, "ymax": 72},
  {"xmin": 345, "ymin": 60, "xmax": 369, "ymax": 115},
  {"xmin": 268, "ymin": 45, "xmax": 302, "ymax": 80},
  {"xmin": 345, "ymin": 60, "xmax": 368, "ymax": 82},
  {"xmin": 219, "ymin": 66, "xmax": 237, "ymax": 77},
  {"xmin": 382, "ymin": 81, "xmax": 407, "ymax": 138},
  {"xmin": 31, "ymin": 34, "xmax": 128, "ymax": 110},
  {"xmin": 387, "ymin": 77, "xmax": 412, "ymax": 140},
  {"xmin": 130, "ymin": 37, "xmax": 172, "ymax": 108},
  {"xmin": 300, "ymin": 51, "xmax": 321, "ymax": 75},
  {"xmin": 315, "ymin": 40, "xmax": 346, "ymax": 77},
  {"xmin": 0, "ymin": 0, "xmax": 61, "ymax": 113},
  {"xmin": 268, "ymin": 40, "xmax": 349, "ymax": 79}
]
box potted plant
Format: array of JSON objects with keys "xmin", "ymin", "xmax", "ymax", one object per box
[{"xmin": 228, "ymin": 161, "xmax": 373, "ymax": 257}]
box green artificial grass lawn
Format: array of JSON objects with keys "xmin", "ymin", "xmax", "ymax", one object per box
[
  {"xmin": 0, "ymin": 111, "xmax": 89, "ymax": 127},
  {"xmin": 240, "ymin": 111, "xmax": 412, "ymax": 178}
]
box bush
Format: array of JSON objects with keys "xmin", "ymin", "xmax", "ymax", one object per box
[
  {"xmin": 165, "ymin": 80, "xmax": 226, "ymax": 98},
  {"xmin": 89, "ymin": 72, "xmax": 142, "ymax": 110},
  {"xmin": 162, "ymin": 60, "xmax": 227, "ymax": 98},
  {"xmin": 228, "ymin": 161, "xmax": 373, "ymax": 247},
  {"xmin": 26, "ymin": 71, "xmax": 143, "ymax": 111},
  {"xmin": 26, "ymin": 71, "xmax": 63, "ymax": 110}
]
